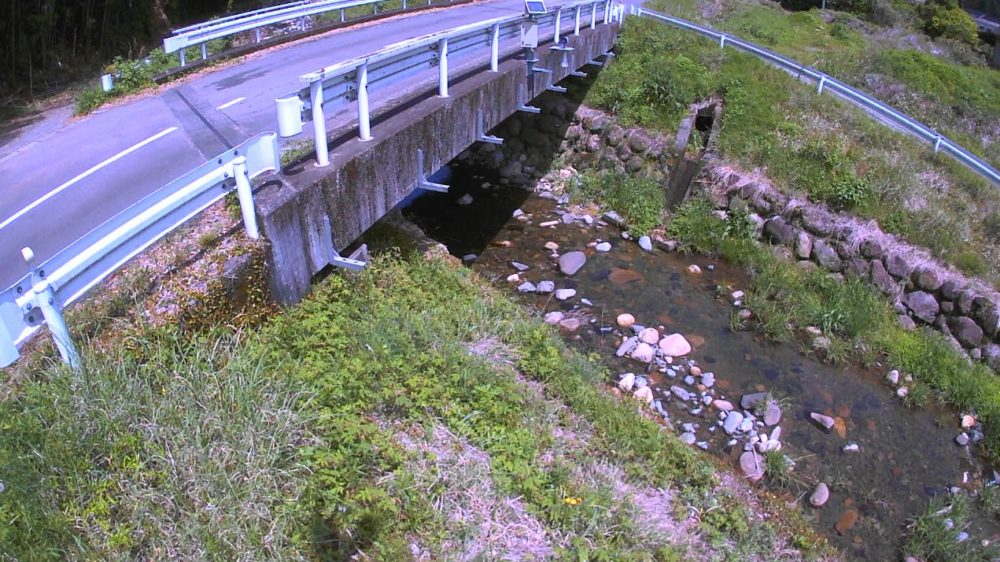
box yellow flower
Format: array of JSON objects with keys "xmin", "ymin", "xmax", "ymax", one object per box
[{"xmin": 563, "ymin": 496, "xmax": 582, "ymax": 506}]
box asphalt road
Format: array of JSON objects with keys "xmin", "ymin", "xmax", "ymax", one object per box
[{"xmin": 0, "ymin": 0, "xmax": 535, "ymax": 289}]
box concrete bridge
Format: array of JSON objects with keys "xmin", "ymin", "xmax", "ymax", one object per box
[{"xmin": 255, "ymin": 17, "xmax": 619, "ymax": 303}]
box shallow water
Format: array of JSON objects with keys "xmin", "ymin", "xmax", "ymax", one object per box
[{"xmin": 404, "ymin": 176, "xmax": 999, "ymax": 559}]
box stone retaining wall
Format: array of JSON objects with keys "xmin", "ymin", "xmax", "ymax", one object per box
[{"xmin": 463, "ymin": 100, "xmax": 1000, "ymax": 372}]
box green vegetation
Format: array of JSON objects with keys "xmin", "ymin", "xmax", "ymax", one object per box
[
  {"xmin": 574, "ymin": 172, "xmax": 664, "ymax": 234},
  {"xmin": 591, "ymin": 15, "xmax": 1000, "ymax": 282},
  {"xmin": 1, "ymin": 253, "xmax": 825, "ymax": 559},
  {"xmin": 903, "ymin": 495, "xmax": 999, "ymax": 561},
  {"xmin": 662, "ymin": 196, "xmax": 1000, "ymax": 462}
]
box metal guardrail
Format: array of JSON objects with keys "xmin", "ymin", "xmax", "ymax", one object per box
[
  {"xmin": 0, "ymin": 133, "xmax": 280, "ymax": 369},
  {"xmin": 275, "ymin": 0, "xmax": 621, "ymax": 165},
  {"xmin": 164, "ymin": 0, "xmax": 456, "ymax": 66},
  {"xmin": 633, "ymin": 7, "xmax": 1000, "ymax": 187}
]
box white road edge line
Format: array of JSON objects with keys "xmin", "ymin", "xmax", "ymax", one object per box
[
  {"xmin": 217, "ymin": 97, "xmax": 246, "ymax": 110},
  {"xmin": 0, "ymin": 126, "xmax": 179, "ymax": 231}
]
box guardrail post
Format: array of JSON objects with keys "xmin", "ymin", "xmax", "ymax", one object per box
[
  {"xmin": 255, "ymin": 28, "xmax": 262, "ymax": 43},
  {"xmin": 357, "ymin": 63, "xmax": 372, "ymax": 141},
  {"xmin": 817, "ymin": 76, "xmax": 826, "ymax": 95},
  {"xmin": 934, "ymin": 136, "xmax": 943, "ymax": 153},
  {"xmin": 341, "ymin": 8, "xmax": 346, "ymax": 22},
  {"xmin": 35, "ymin": 282, "xmax": 79, "ymax": 370},
  {"xmin": 179, "ymin": 49, "xmax": 187, "ymax": 67},
  {"xmin": 438, "ymin": 38, "xmax": 449, "ymax": 98},
  {"xmin": 575, "ymin": 6, "xmax": 581, "ymax": 34},
  {"xmin": 232, "ymin": 156, "xmax": 260, "ymax": 239},
  {"xmin": 491, "ymin": 24, "xmax": 500, "ymax": 72},
  {"xmin": 403, "ymin": 0, "xmax": 407, "ymax": 8},
  {"xmin": 720, "ymin": 34, "xmax": 726, "ymax": 48},
  {"xmin": 591, "ymin": 2, "xmax": 597, "ymax": 28},
  {"xmin": 310, "ymin": 80, "xmax": 330, "ymax": 166},
  {"xmin": 201, "ymin": 43, "xmax": 208, "ymax": 60},
  {"xmin": 604, "ymin": 0, "xmax": 611, "ymax": 23},
  {"xmin": 555, "ymin": 9, "xmax": 562, "ymax": 43}
]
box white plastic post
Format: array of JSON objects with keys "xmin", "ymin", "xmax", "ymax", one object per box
[
  {"xmin": 179, "ymin": 49, "xmax": 187, "ymax": 66},
  {"xmin": 232, "ymin": 156, "xmax": 259, "ymax": 239},
  {"xmin": 574, "ymin": 6, "xmax": 581, "ymax": 35},
  {"xmin": 255, "ymin": 28, "xmax": 262, "ymax": 43},
  {"xmin": 438, "ymin": 38, "xmax": 449, "ymax": 98},
  {"xmin": 310, "ymin": 80, "xmax": 330, "ymax": 166},
  {"xmin": 357, "ymin": 63, "xmax": 372, "ymax": 141},
  {"xmin": 35, "ymin": 282, "xmax": 79, "ymax": 369},
  {"xmin": 341, "ymin": 8, "xmax": 346, "ymax": 21},
  {"xmin": 604, "ymin": 0, "xmax": 610, "ymax": 23},
  {"xmin": 490, "ymin": 24, "xmax": 500, "ymax": 72},
  {"xmin": 403, "ymin": 0, "xmax": 407, "ymax": 8},
  {"xmin": 201, "ymin": 43, "xmax": 208, "ymax": 60},
  {"xmin": 817, "ymin": 76, "xmax": 826, "ymax": 95},
  {"xmin": 591, "ymin": 2, "xmax": 597, "ymax": 28},
  {"xmin": 554, "ymin": 10, "xmax": 562, "ymax": 43}
]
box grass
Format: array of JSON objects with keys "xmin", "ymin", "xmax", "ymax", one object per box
[
  {"xmin": 662, "ymin": 195, "xmax": 1000, "ymax": 463},
  {"xmin": 598, "ymin": 12, "xmax": 1000, "ymax": 283},
  {"xmin": 903, "ymin": 495, "xmax": 999, "ymax": 561},
  {"xmin": 572, "ymin": 171, "xmax": 665, "ymax": 234},
  {"xmin": 1, "ymin": 252, "xmax": 827, "ymax": 559}
]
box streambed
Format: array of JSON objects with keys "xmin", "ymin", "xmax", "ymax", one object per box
[{"xmin": 402, "ymin": 168, "xmax": 1000, "ymax": 559}]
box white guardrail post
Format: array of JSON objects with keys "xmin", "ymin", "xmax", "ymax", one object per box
[
  {"xmin": 438, "ymin": 38, "xmax": 449, "ymax": 97},
  {"xmin": 0, "ymin": 133, "xmax": 279, "ymax": 369},
  {"xmin": 491, "ymin": 24, "xmax": 500, "ymax": 71},
  {"xmin": 310, "ymin": 80, "xmax": 330, "ymax": 166},
  {"xmin": 358, "ymin": 62, "xmax": 372, "ymax": 141}
]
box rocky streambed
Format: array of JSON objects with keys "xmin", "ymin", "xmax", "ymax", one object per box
[{"xmin": 401, "ymin": 164, "xmax": 1000, "ymax": 560}]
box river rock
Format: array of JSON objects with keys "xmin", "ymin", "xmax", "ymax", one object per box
[
  {"xmin": 536, "ymin": 280, "xmax": 555, "ymax": 293},
  {"xmin": 905, "ymin": 291, "xmax": 940, "ymax": 324},
  {"xmin": 702, "ymin": 372, "xmax": 715, "ymax": 388},
  {"xmin": 812, "ymin": 240, "xmax": 843, "ymax": 272},
  {"xmin": 658, "ymin": 334, "xmax": 692, "ymax": 356},
  {"xmin": 764, "ymin": 216, "xmax": 797, "ymax": 245},
  {"xmin": 687, "ymin": 264, "xmax": 701, "ymax": 274},
  {"xmin": 949, "ymin": 316, "xmax": 983, "ymax": 348},
  {"xmin": 764, "ymin": 401, "xmax": 782, "ymax": 426},
  {"xmin": 634, "ymin": 386, "xmax": 654, "ymax": 404},
  {"xmin": 741, "ymin": 392, "xmax": 768, "ymax": 410},
  {"xmin": 956, "ymin": 432, "xmax": 970, "ymax": 446},
  {"xmin": 544, "ymin": 241, "xmax": 558, "ymax": 250},
  {"xmin": 616, "ymin": 313, "xmax": 635, "ymax": 328},
  {"xmin": 713, "ymin": 399, "xmax": 734, "ymax": 411},
  {"xmin": 615, "ymin": 337, "xmax": 638, "ymax": 357},
  {"xmin": 679, "ymin": 432, "xmax": 696, "ymax": 445},
  {"xmin": 618, "ymin": 373, "xmax": 636, "ymax": 392},
  {"xmin": 810, "ymin": 412, "xmax": 836, "ymax": 432},
  {"xmin": 886, "ymin": 369, "xmax": 900, "ymax": 385},
  {"xmin": 739, "ymin": 451, "xmax": 765, "ymax": 482},
  {"xmin": 795, "ymin": 231, "xmax": 813, "ymax": 260},
  {"xmin": 962, "ymin": 414, "xmax": 976, "ymax": 429},
  {"xmin": 809, "ymin": 483, "xmax": 830, "ymax": 507},
  {"xmin": 595, "ymin": 242, "xmax": 611, "ymax": 252},
  {"xmin": 835, "ymin": 509, "xmax": 858, "ymax": 535},
  {"xmin": 886, "ymin": 252, "xmax": 913, "ymax": 280},
  {"xmin": 870, "ymin": 259, "xmax": 899, "ymax": 297},
  {"xmin": 511, "ymin": 261, "xmax": 530, "ymax": 272},
  {"xmin": 517, "ymin": 281, "xmax": 537, "ymax": 293},
  {"xmin": 724, "ymin": 412, "xmax": 745, "ymax": 435},
  {"xmin": 638, "ymin": 235, "xmax": 653, "ymax": 251},
  {"xmin": 544, "ymin": 311, "xmax": 564, "ymax": 324},
  {"xmin": 555, "ymin": 288, "xmax": 576, "ymax": 301},
  {"xmin": 631, "ymin": 342, "xmax": 655, "ymax": 363},
  {"xmin": 558, "ymin": 317, "xmax": 581, "ymax": 331},
  {"xmin": 913, "ymin": 267, "xmax": 943, "ymax": 292},
  {"xmin": 638, "ymin": 327, "xmax": 660, "ymax": 345},
  {"xmin": 559, "ymin": 251, "xmax": 587, "ymax": 276}
]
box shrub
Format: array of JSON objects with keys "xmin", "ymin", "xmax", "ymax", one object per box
[
  {"xmin": 922, "ymin": 4, "xmax": 979, "ymax": 46},
  {"xmin": 74, "ymin": 88, "xmax": 108, "ymax": 116},
  {"xmin": 575, "ymin": 172, "xmax": 664, "ymax": 234}
]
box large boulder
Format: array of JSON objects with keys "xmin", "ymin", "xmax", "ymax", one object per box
[
  {"xmin": 860, "ymin": 239, "xmax": 884, "ymax": 259},
  {"xmin": 799, "ymin": 207, "xmax": 835, "ymax": 236},
  {"xmin": 904, "ymin": 291, "xmax": 940, "ymax": 324},
  {"xmin": 949, "ymin": 316, "xmax": 984, "ymax": 348},
  {"xmin": 812, "ymin": 240, "xmax": 843, "ymax": 272},
  {"xmin": 886, "ymin": 252, "xmax": 913, "ymax": 281},
  {"xmin": 763, "ymin": 216, "xmax": 797, "ymax": 246},
  {"xmin": 870, "ymin": 260, "xmax": 899, "ymax": 298},
  {"xmin": 975, "ymin": 301, "xmax": 1000, "ymax": 339},
  {"xmin": 913, "ymin": 267, "xmax": 943, "ymax": 292}
]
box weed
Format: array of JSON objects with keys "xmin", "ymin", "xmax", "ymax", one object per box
[
  {"xmin": 903, "ymin": 494, "xmax": 999, "ymax": 561},
  {"xmin": 573, "ymin": 172, "xmax": 664, "ymax": 234},
  {"xmin": 763, "ymin": 450, "xmax": 793, "ymax": 489}
]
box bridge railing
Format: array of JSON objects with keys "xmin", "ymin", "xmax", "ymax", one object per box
[
  {"xmin": 634, "ymin": 7, "xmax": 1000, "ymax": 187},
  {"xmin": 164, "ymin": 0, "xmax": 459, "ymax": 66},
  {"xmin": 275, "ymin": 0, "xmax": 621, "ymax": 166},
  {"xmin": 0, "ymin": 133, "xmax": 280, "ymax": 369}
]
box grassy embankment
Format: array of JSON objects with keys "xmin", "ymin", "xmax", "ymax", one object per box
[
  {"xmin": 0, "ymin": 254, "xmax": 828, "ymax": 560},
  {"xmin": 590, "ymin": 7, "xmax": 1000, "ymax": 283}
]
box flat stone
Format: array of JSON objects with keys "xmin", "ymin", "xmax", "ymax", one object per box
[
  {"xmin": 679, "ymin": 432, "xmax": 697, "ymax": 445},
  {"xmin": 658, "ymin": 334, "xmax": 692, "ymax": 356},
  {"xmin": 812, "ymin": 239, "xmax": 843, "ymax": 272},
  {"xmin": 616, "ymin": 313, "xmax": 635, "ymax": 328},
  {"xmin": 702, "ymin": 372, "xmax": 715, "ymax": 388},
  {"xmin": 558, "ymin": 251, "xmax": 587, "ymax": 276},
  {"xmin": 809, "ymin": 483, "xmax": 830, "ymax": 507},
  {"xmin": 764, "ymin": 401, "xmax": 782, "ymax": 426},
  {"xmin": 913, "ymin": 267, "xmax": 942, "ymax": 292},
  {"xmin": 810, "ymin": 412, "xmax": 836, "ymax": 432},
  {"xmin": 739, "ymin": 451, "xmax": 765, "ymax": 482},
  {"xmin": 671, "ymin": 385, "xmax": 693, "ymax": 401},
  {"xmin": 795, "ymin": 231, "xmax": 813, "ymax": 259},
  {"xmin": 633, "ymin": 386, "xmax": 653, "ymax": 404},
  {"xmin": 595, "ymin": 242, "xmax": 612, "ymax": 252},
  {"xmin": 741, "ymin": 392, "xmax": 768, "ymax": 410},
  {"xmin": 886, "ymin": 252, "xmax": 913, "ymax": 280},
  {"xmin": 558, "ymin": 317, "xmax": 581, "ymax": 331},
  {"xmin": 638, "ymin": 327, "xmax": 660, "ymax": 345},
  {"xmin": 555, "ymin": 288, "xmax": 576, "ymax": 301},
  {"xmin": 713, "ymin": 399, "xmax": 734, "ymax": 411},
  {"xmin": 517, "ymin": 281, "xmax": 536, "ymax": 293},
  {"xmin": 956, "ymin": 432, "xmax": 970, "ymax": 446},
  {"xmin": 638, "ymin": 235, "xmax": 653, "ymax": 251},
  {"xmin": 536, "ymin": 280, "xmax": 555, "ymax": 294},
  {"xmin": 615, "ymin": 337, "xmax": 638, "ymax": 357},
  {"xmin": 544, "ymin": 241, "xmax": 559, "ymax": 250},
  {"xmin": 511, "ymin": 261, "xmax": 530, "ymax": 272}
]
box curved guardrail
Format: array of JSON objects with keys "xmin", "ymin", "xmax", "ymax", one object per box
[
  {"xmin": 634, "ymin": 7, "xmax": 1000, "ymax": 187},
  {"xmin": 276, "ymin": 0, "xmax": 619, "ymax": 165},
  {"xmin": 0, "ymin": 133, "xmax": 280, "ymax": 369}
]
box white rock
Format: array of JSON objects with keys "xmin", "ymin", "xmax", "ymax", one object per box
[
  {"xmin": 638, "ymin": 327, "xmax": 660, "ymax": 345},
  {"xmin": 956, "ymin": 432, "xmax": 970, "ymax": 446},
  {"xmin": 544, "ymin": 311, "xmax": 564, "ymax": 324},
  {"xmin": 595, "ymin": 242, "xmax": 612, "ymax": 252},
  {"xmin": 512, "ymin": 209, "xmax": 524, "ymax": 218},
  {"xmin": 962, "ymin": 414, "xmax": 976, "ymax": 429},
  {"xmin": 618, "ymin": 372, "xmax": 636, "ymax": 392},
  {"xmin": 679, "ymin": 432, "xmax": 697, "ymax": 445},
  {"xmin": 713, "ymin": 400, "xmax": 734, "ymax": 411},
  {"xmin": 702, "ymin": 372, "xmax": 715, "ymax": 388},
  {"xmin": 555, "ymin": 288, "xmax": 576, "ymax": 301},
  {"xmin": 616, "ymin": 313, "xmax": 636, "ymax": 328},
  {"xmin": 634, "ymin": 386, "xmax": 654, "ymax": 404},
  {"xmin": 506, "ymin": 273, "xmax": 520, "ymax": 283},
  {"xmin": 517, "ymin": 281, "xmax": 536, "ymax": 293},
  {"xmin": 723, "ymin": 412, "xmax": 744, "ymax": 435},
  {"xmin": 897, "ymin": 386, "xmax": 909, "ymax": 398},
  {"xmin": 511, "ymin": 261, "xmax": 530, "ymax": 272},
  {"xmin": 630, "ymin": 343, "xmax": 655, "ymax": 363},
  {"xmin": 536, "ymin": 280, "xmax": 555, "ymax": 293},
  {"xmin": 544, "ymin": 241, "xmax": 559, "ymax": 250},
  {"xmin": 809, "ymin": 483, "xmax": 830, "ymax": 507},
  {"xmin": 539, "ymin": 220, "xmax": 559, "ymax": 227},
  {"xmin": 687, "ymin": 264, "xmax": 702, "ymax": 274},
  {"xmin": 558, "ymin": 251, "xmax": 587, "ymax": 276},
  {"xmin": 658, "ymin": 334, "xmax": 693, "ymax": 356},
  {"xmin": 615, "ymin": 337, "xmax": 638, "ymax": 357},
  {"xmin": 886, "ymin": 369, "xmax": 900, "ymax": 386},
  {"xmin": 739, "ymin": 451, "xmax": 765, "ymax": 481},
  {"xmin": 843, "ymin": 443, "xmax": 860, "ymax": 453},
  {"xmin": 731, "ymin": 290, "xmax": 745, "ymax": 301},
  {"xmin": 810, "ymin": 412, "xmax": 835, "ymax": 431},
  {"xmin": 638, "ymin": 236, "xmax": 653, "ymax": 251},
  {"xmin": 457, "ymin": 194, "xmax": 474, "ymax": 205}
]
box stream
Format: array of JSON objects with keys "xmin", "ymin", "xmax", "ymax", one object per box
[{"xmin": 400, "ymin": 163, "xmax": 1000, "ymax": 559}]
